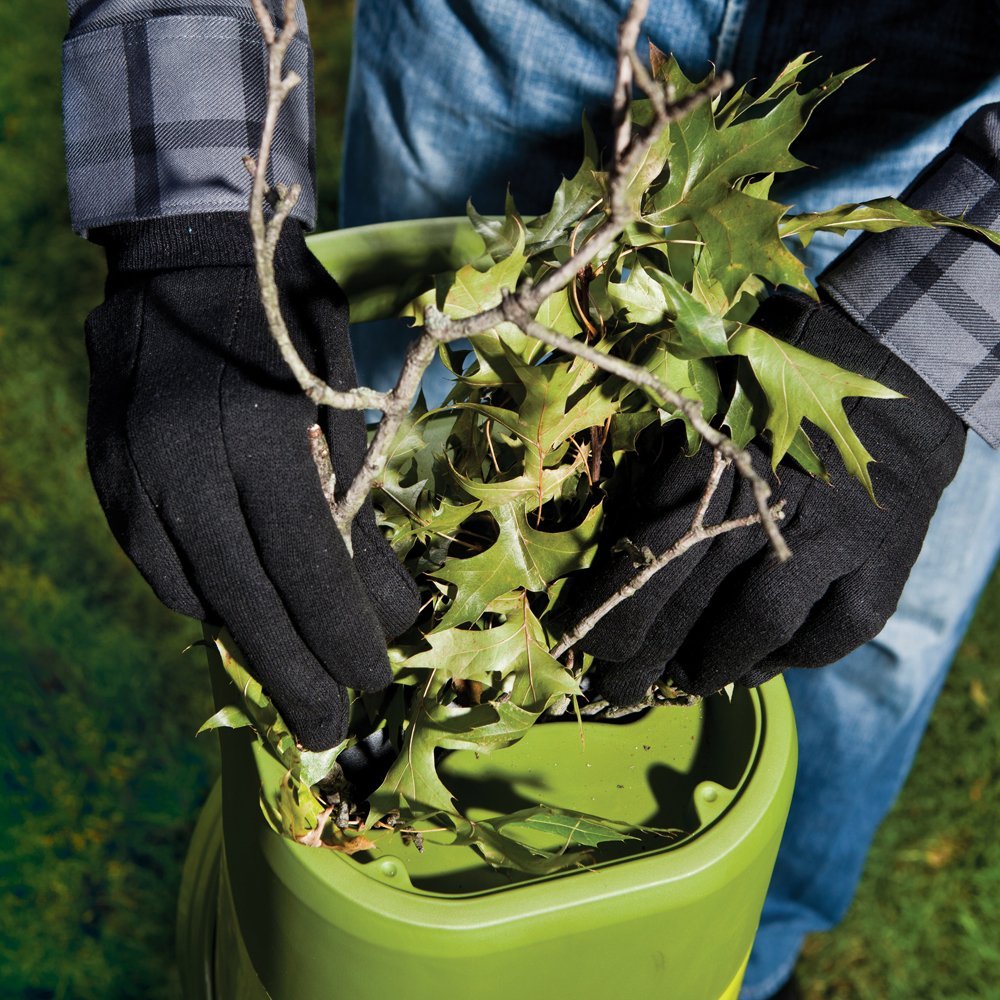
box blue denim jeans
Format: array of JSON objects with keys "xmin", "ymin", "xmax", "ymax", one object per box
[{"xmin": 339, "ymin": 3, "xmax": 1000, "ymax": 995}]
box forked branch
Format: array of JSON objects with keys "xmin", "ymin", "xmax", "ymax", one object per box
[
  {"xmin": 551, "ymin": 452, "xmax": 786, "ymax": 660},
  {"xmin": 247, "ymin": 0, "xmax": 789, "ymax": 656}
]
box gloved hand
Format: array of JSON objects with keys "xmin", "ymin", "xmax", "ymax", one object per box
[
  {"xmin": 85, "ymin": 213, "xmax": 418, "ymax": 749},
  {"xmin": 570, "ymin": 292, "xmax": 966, "ymax": 706}
]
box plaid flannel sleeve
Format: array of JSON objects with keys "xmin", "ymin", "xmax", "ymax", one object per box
[
  {"xmin": 62, "ymin": 0, "xmax": 316, "ymax": 235},
  {"xmin": 822, "ymin": 104, "xmax": 1000, "ymax": 447}
]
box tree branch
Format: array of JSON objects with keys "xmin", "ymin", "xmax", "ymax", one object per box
[
  {"xmin": 307, "ymin": 423, "xmax": 338, "ymax": 520},
  {"xmin": 247, "ymin": 0, "xmax": 787, "ymax": 572}
]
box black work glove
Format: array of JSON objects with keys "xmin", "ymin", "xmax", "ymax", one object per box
[
  {"xmin": 85, "ymin": 213, "xmax": 418, "ymax": 749},
  {"xmin": 571, "ymin": 292, "xmax": 966, "ymax": 706}
]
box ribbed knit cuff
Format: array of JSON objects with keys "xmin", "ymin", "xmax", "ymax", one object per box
[{"xmin": 93, "ymin": 212, "xmax": 311, "ymax": 272}]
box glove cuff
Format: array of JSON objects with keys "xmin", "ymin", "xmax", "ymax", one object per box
[{"xmin": 92, "ymin": 212, "xmax": 312, "ymax": 274}]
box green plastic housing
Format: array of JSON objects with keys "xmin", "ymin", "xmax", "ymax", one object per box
[{"xmin": 176, "ymin": 220, "xmax": 799, "ymax": 999}]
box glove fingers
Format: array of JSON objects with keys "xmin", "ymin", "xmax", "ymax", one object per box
[
  {"xmin": 299, "ymin": 252, "xmax": 420, "ymax": 636},
  {"xmin": 570, "ymin": 448, "xmax": 738, "ymax": 661},
  {"xmin": 592, "ymin": 654, "xmax": 669, "ymax": 709},
  {"xmin": 672, "ymin": 424, "xmax": 951, "ymax": 693},
  {"xmin": 151, "ymin": 462, "xmax": 356, "ymax": 750},
  {"xmin": 348, "ymin": 501, "xmax": 420, "ymax": 638},
  {"xmin": 90, "ymin": 425, "xmax": 209, "ymax": 619},
  {"xmin": 668, "ymin": 520, "xmax": 854, "ymax": 695},
  {"xmin": 593, "ymin": 481, "xmax": 775, "ymax": 704},
  {"xmin": 220, "ymin": 370, "xmax": 396, "ymax": 693},
  {"xmin": 750, "ymin": 527, "xmax": 924, "ymax": 677},
  {"xmin": 316, "ymin": 396, "xmax": 419, "ymax": 637},
  {"xmin": 85, "ymin": 289, "xmax": 208, "ymax": 619}
]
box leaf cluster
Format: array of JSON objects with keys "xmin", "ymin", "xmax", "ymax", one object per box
[{"xmin": 208, "ymin": 53, "xmax": 998, "ymax": 873}]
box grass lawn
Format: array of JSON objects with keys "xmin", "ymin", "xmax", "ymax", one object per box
[{"xmin": 1, "ymin": 3, "xmax": 996, "ymax": 997}]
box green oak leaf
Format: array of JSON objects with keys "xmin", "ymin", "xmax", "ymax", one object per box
[
  {"xmin": 656, "ymin": 271, "xmax": 731, "ymax": 357},
  {"xmin": 196, "ymin": 704, "xmax": 253, "ymax": 737},
  {"xmin": 780, "ymin": 197, "xmax": 1000, "ymax": 248},
  {"xmin": 377, "ymin": 397, "xmax": 449, "ymax": 506},
  {"xmin": 379, "ymin": 477, "xmax": 428, "ymax": 525},
  {"xmin": 490, "ymin": 806, "xmax": 639, "ymax": 848},
  {"xmin": 629, "ymin": 336, "xmax": 721, "ymax": 452},
  {"xmin": 386, "ymin": 498, "xmax": 482, "ymax": 556},
  {"xmin": 441, "ymin": 233, "xmax": 526, "ymax": 318},
  {"xmin": 607, "ymin": 256, "xmax": 670, "ymax": 325},
  {"xmin": 608, "ymin": 258, "xmax": 730, "ymax": 357},
  {"xmin": 262, "ymin": 770, "xmax": 327, "ymax": 840},
  {"xmin": 439, "ymin": 230, "xmax": 542, "ymax": 379},
  {"xmin": 715, "ymin": 53, "xmax": 821, "ymax": 127},
  {"xmin": 369, "ymin": 606, "xmax": 578, "ymax": 824},
  {"xmin": 431, "ymin": 699, "xmax": 540, "ymax": 754},
  {"xmin": 624, "ymin": 113, "xmax": 672, "ymax": 214},
  {"xmin": 441, "ymin": 404, "xmax": 491, "ymax": 479},
  {"xmin": 431, "ymin": 501, "xmax": 603, "ymax": 629},
  {"xmin": 609, "ymin": 410, "xmax": 658, "ymax": 462},
  {"xmin": 367, "ymin": 676, "xmax": 458, "ymax": 822},
  {"xmin": 785, "ymin": 426, "xmax": 829, "ymax": 482},
  {"xmin": 741, "ymin": 173, "xmax": 776, "ymax": 200},
  {"xmin": 459, "ymin": 351, "xmax": 618, "ymax": 500},
  {"xmin": 467, "ymin": 188, "xmax": 525, "ymax": 262},
  {"xmin": 406, "ymin": 598, "xmax": 580, "ymax": 708},
  {"xmin": 450, "ymin": 460, "xmax": 585, "ymax": 514},
  {"xmin": 533, "ymin": 285, "xmax": 584, "ymax": 336},
  {"xmin": 454, "ymin": 821, "xmax": 592, "ymax": 874},
  {"xmin": 729, "ymin": 325, "xmax": 903, "ymax": 497},
  {"xmin": 645, "ymin": 58, "xmax": 866, "ymax": 298},
  {"xmin": 724, "ymin": 362, "xmax": 830, "ymax": 481},
  {"xmin": 662, "ymin": 220, "xmax": 701, "ymax": 286},
  {"xmin": 525, "ymin": 114, "xmax": 604, "ymax": 252},
  {"xmin": 420, "ymin": 499, "xmax": 482, "ymax": 539},
  {"xmin": 691, "ymin": 190, "xmax": 812, "ymax": 301}
]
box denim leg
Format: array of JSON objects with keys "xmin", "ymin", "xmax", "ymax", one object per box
[
  {"xmin": 340, "ymin": 0, "xmax": 727, "ymax": 398},
  {"xmin": 739, "ymin": 431, "xmax": 1000, "ymax": 1000},
  {"xmin": 340, "ymin": 0, "xmax": 731, "ymax": 226}
]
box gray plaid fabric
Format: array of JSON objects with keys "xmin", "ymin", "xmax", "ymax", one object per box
[
  {"xmin": 62, "ymin": 0, "xmax": 315, "ymax": 234},
  {"xmin": 823, "ymin": 105, "xmax": 1000, "ymax": 447}
]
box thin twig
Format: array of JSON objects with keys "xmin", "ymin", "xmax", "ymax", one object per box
[
  {"xmin": 307, "ymin": 423, "xmax": 338, "ymax": 520},
  {"xmin": 551, "ymin": 457, "xmax": 787, "ymax": 661},
  {"xmin": 247, "ymin": 0, "xmax": 388, "ymax": 418},
  {"xmin": 692, "ymin": 449, "xmax": 729, "ymax": 530},
  {"xmin": 552, "ymin": 504, "xmax": 786, "ymax": 660},
  {"xmin": 336, "ymin": 333, "xmax": 439, "ymax": 534},
  {"xmin": 612, "ymin": 0, "xmax": 648, "ymax": 164}
]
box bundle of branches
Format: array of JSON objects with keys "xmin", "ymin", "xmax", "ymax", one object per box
[{"xmin": 204, "ymin": 0, "xmax": 1000, "ymax": 873}]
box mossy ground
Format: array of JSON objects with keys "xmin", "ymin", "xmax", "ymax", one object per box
[{"xmin": 1, "ymin": 4, "xmax": 996, "ymax": 996}]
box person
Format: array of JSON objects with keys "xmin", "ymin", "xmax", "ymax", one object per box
[{"xmin": 62, "ymin": 2, "xmax": 1000, "ymax": 997}]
